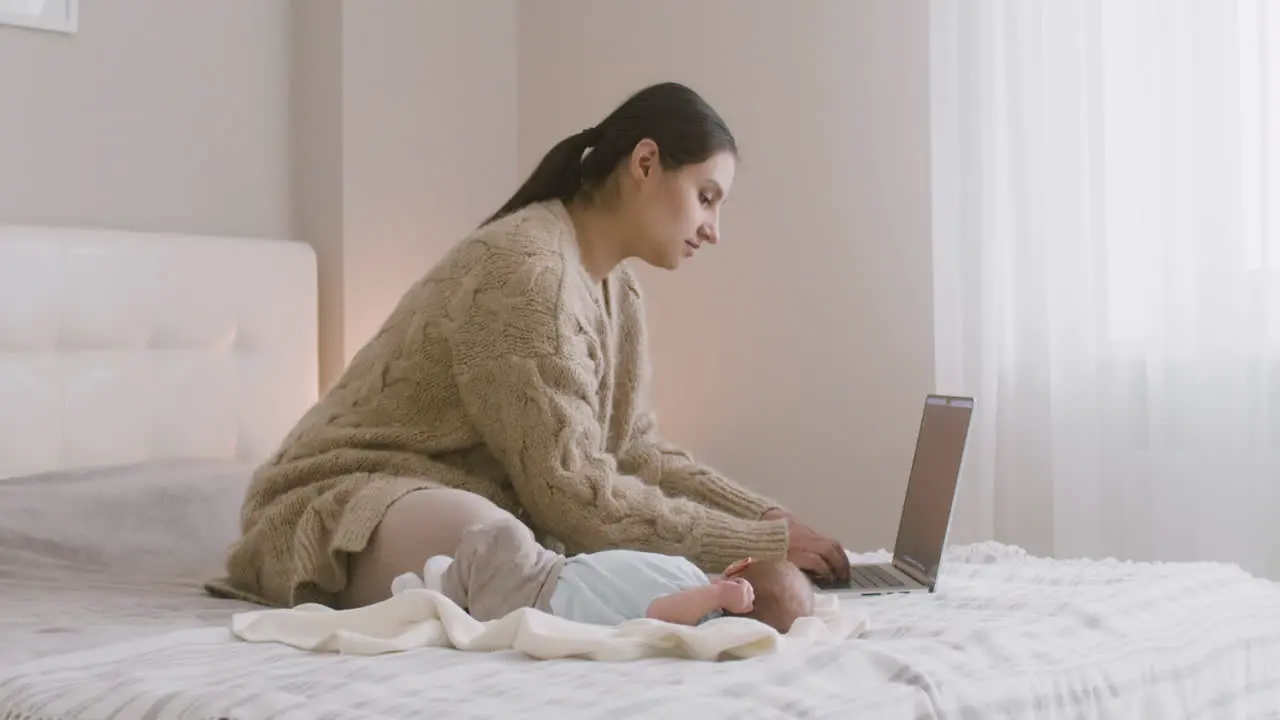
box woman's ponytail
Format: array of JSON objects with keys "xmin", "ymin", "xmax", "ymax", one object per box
[
  {"xmin": 479, "ymin": 82, "xmax": 738, "ymax": 228},
  {"xmin": 481, "ymin": 126, "xmax": 603, "ymax": 226}
]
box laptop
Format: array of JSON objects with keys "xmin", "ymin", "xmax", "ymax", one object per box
[{"xmin": 817, "ymin": 394, "xmax": 974, "ymax": 597}]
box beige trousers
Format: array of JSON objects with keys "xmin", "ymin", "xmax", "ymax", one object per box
[
  {"xmin": 439, "ymin": 515, "xmax": 565, "ymax": 621},
  {"xmin": 337, "ymin": 487, "xmax": 513, "ymax": 609}
]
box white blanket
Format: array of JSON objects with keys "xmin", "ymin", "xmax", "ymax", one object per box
[
  {"xmin": 6, "ymin": 543, "xmax": 1280, "ymax": 719},
  {"xmin": 230, "ymin": 587, "xmax": 870, "ymax": 661}
]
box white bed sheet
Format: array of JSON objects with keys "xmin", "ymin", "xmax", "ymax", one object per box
[
  {"xmin": 0, "ymin": 459, "xmax": 261, "ymax": 665},
  {"xmin": 4, "ymin": 460, "xmax": 1280, "ymax": 718},
  {"xmin": 3, "ymin": 541, "xmax": 1280, "ymax": 719},
  {"xmin": 2, "ymin": 563, "xmax": 260, "ymax": 667}
]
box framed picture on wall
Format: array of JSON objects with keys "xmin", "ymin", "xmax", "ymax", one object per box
[{"xmin": 0, "ymin": 0, "xmax": 77, "ymax": 34}]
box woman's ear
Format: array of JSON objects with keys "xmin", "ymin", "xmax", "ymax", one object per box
[{"xmin": 630, "ymin": 138, "xmax": 660, "ymax": 181}]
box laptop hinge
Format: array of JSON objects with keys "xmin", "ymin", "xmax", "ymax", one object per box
[{"xmin": 893, "ymin": 557, "xmax": 931, "ymax": 587}]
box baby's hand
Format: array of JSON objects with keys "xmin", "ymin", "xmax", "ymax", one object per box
[{"xmin": 715, "ymin": 577, "xmax": 755, "ymax": 614}]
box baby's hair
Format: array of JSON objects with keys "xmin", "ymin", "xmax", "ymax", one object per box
[{"xmin": 731, "ymin": 559, "xmax": 815, "ymax": 633}]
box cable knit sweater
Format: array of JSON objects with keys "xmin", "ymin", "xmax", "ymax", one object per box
[{"xmin": 205, "ymin": 200, "xmax": 789, "ymax": 608}]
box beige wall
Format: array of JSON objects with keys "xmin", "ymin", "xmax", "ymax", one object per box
[
  {"xmin": 0, "ymin": 0, "xmax": 291, "ymax": 239},
  {"xmin": 292, "ymin": 0, "xmax": 517, "ymax": 388},
  {"xmin": 339, "ymin": 1, "xmax": 517, "ymax": 376},
  {"xmin": 0, "ymin": 0, "xmax": 940, "ymax": 553},
  {"xmin": 518, "ymin": 0, "xmax": 938, "ymax": 551},
  {"xmin": 0, "ymin": 0, "xmax": 517, "ymax": 390}
]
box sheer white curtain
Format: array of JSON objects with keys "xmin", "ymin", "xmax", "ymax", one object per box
[{"xmin": 930, "ymin": 0, "xmax": 1280, "ymax": 579}]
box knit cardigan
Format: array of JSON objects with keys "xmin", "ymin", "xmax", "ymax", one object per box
[{"xmin": 205, "ymin": 200, "xmax": 789, "ymax": 608}]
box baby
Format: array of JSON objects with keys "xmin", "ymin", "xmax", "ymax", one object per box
[{"xmin": 393, "ymin": 515, "xmax": 815, "ymax": 633}]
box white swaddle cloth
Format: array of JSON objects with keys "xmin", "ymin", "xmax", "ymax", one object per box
[{"xmin": 231, "ymin": 561, "xmax": 870, "ymax": 662}]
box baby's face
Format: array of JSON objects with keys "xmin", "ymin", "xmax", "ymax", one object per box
[{"xmin": 725, "ymin": 559, "xmax": 815, "ymax": 633}]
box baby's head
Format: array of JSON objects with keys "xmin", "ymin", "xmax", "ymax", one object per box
[{"xmin": 723, "ymin": 557, "xmax": 814, "ymax": 633}]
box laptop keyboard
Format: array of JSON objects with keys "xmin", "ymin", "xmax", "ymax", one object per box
[
  {"xmin": 850, "ymin": 564, "xmax": 904, "ymax": 589},
  {"xmin": 813, "ymin": 563, "xmax": 912, "ymax": 591}
]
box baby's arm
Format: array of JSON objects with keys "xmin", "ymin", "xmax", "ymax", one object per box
[{"xmin": 645, "ymin": 579, "xmax": 753, "ymax": 625}]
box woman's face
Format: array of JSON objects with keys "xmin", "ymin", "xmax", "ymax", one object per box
[{"xmin": 624, "ymin": 142, "xmax": 736, "ymax": 271}]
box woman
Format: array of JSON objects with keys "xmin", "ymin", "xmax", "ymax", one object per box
[{"xmin": 206, "ymin": 81, "xmax": 851, "ymax": 610}]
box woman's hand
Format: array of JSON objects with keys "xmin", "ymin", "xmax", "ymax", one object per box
[{"xmin": 762, "ymin": 508, "xmax": 851, "ymax": 583}]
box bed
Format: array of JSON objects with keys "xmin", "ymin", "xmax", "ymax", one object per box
[
  {"xmin": 2, "ymin": 225, "xmax": 1280, "ymax": 719},
  {"xmin": 0, "ymin": 225, "xmax": 315, "ymax": 669}
]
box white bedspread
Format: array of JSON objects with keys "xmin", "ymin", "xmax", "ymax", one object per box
[
  {"xmin": 4, "ymin": 542, "xmax": 1280, "ymax": 719},
  {"xmin": 0, "ymin": 460, "xmax": 260, "ymax": 666}
]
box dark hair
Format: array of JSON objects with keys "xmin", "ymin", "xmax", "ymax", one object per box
[{"xmin": 482, "ymin": 81, "xmax": 738, "ymax": 226}]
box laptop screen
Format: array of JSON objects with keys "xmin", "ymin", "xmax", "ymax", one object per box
[{"xmin": 892, "ymin": 395, "xmax": 974, "ymax": 583}]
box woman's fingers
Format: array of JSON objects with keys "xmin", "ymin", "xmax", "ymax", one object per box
[
  {"xmin": 784, "ymin": 521, "xmax": 841, "ymax": 579},
  {"xmin": 794, "ymin": 548, "xmax": 835, "ymax": 581},
  {"xmin": 779, "ymin": 514, "xmax": 852, "ymax": 583},
  {"xmin": 823, "ymin": 538, "xmax": 851, "ymax": 581}
]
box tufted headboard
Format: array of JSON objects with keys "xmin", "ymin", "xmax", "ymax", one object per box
[{"xmin": 0, "ymin": 226, "xmax": 319, "ymax": 479}]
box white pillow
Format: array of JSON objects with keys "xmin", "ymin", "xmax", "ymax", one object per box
[{"xmin": 0, "ymin": 458, "xmax": 254, "ymax": 579}]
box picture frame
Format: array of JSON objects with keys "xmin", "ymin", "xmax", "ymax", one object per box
[{"xmin": 0, "ymin": 0, "xmax": 77, "ymax": 34}]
